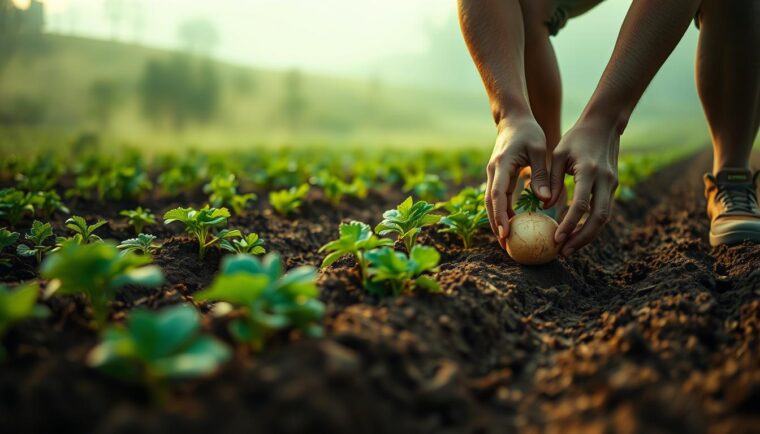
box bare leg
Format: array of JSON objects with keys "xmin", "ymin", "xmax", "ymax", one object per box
[{"xmin": 696, "ymin": 0, "xmax": 760, "ymax": 174}]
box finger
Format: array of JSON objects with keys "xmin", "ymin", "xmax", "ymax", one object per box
[
  {"xmin": 505, "ymin": 171, "xmax": 519, "ymax": 219},
  {"xmin": 527, "ymin": 146, "xmax": 551, "ymax": 201},
  {"xmin": 485, "ymin": 162, "xmax": 498, "ymax": 237},
  {"xmin": 555, "ymin": 173, "xmax": 592, "ymax": 245},
  {"xmin": 561, "ymin": 181, "xmax": 613, "ymax": 256},
  {"xmin": 491, "ymin": 163, "xmax": 515, "ymax": 248},
  {"xmin": 545, "ymin": 150, "xmax": 568, "ymax": 208}
]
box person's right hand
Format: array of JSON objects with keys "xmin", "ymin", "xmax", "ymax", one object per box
[{"xmin": 486, "ymin": 116, "xmax": 552, "ymax": 249}]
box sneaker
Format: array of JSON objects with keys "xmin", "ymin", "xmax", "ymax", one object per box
[{"xmin": 703, "ymin": 169, "xmax": 760, "ymax": 246}]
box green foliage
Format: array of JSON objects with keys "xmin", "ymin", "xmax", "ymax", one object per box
[
  {"xmin": 310, "ymin": 171, "xmax": 368, "ymax": 205},
  {"xmin": 87, "ymin": 304, "xmax": 230, "ymax": 395},
  {"xmin": 319, "ymin": 221, "xmax": 393, "ymax": 281},
  {"xmin": 269, "ymin": 184, "xmax": 310, "ymax": 216},
  {"xmin": 440, "ymin": 209, "xmax": 488, "ymax": 249},
  {"xmin": 0, "ymin": 188, "xmax": 34, "ymax": 226},
  {"xmin": 41, "ymin": 242, "xmax": 164, "ymax": 328},
  {"xmin": 220, "ymin": 232, "xmax": 265, "ymax": 256},
  {"xmin": 120, "ymin": 207, "xmax": 156, "ymax": 235},
  {"xmin": 0, "ymin": 228, "xmax": 19, "ymax": 267},
  {"xmin": 56, "ymin": 215, "xmax": 107, "ymax": 246},
  {"xmin": 515, "ymin": 188, "xmax": 541, "ymax": 213},
  {"xmin": 29, "ymin": 190, "xmax": 70, "ymax": 219},
  {"xmin": 375, "ymin": 197, "xmax": 440, "ymax": 252},
  {"xmin": 364, "ymin": 245, "xmax": 441, "ymax": 296},
  {"xmin": 195, "ymin": 254, "xmax": 324, "ymax": 351},
  {"xmin": 440, "ymin": 184, "xmax": 485, "ymax": 214},
  {"xmin": 99, "ymin": 166, "xmax": 153, "ymax": 200},
  {"xmin": 0, "ymin": 283, "xmax": 48, "ymax": 360},
  {"xmin": 403, "ymin": 172, "xmax": 447, "ymax": 202},
  {"xmin": 203, "ymin": 174, "xmax": 256, "ymax": 215},
  {"xmin": 16, "ymin": 220, "xmax": 54, "ymax": 263},
  {"xmin": 118, "ymin": 233, "xmax": 161, "ymax": 256},
  {"xmin": 163, "ymin": 206, "xmax": 240, "ymax": 259}
]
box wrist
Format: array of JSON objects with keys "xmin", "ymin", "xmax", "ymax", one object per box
[
  {"xmin": 579, "ymin": 98, "xmax": 631, "ymax": 136},
  {"xmin": 491, "ymin": 93, "xmax": 532, "ymax": 130}
]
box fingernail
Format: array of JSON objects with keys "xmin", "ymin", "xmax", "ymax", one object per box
[
  {"xmin": 556, "ymin": 232, "xmax": 566, "ymax": 243},
  {"xmin": 498, "ymin": 225, "xmax": 505, "ymax": 239},
  {"xmin": 563, "ymin": 247, "xmax": 575, "ymax": 257},
  {"xmin": 539, "ymin": 186, "xmax": 550, "ymax": 198}
]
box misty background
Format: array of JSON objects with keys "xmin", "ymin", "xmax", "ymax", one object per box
[{"xmin": 0, "ymin": 0, "xmax": 708, "ymax": 150}]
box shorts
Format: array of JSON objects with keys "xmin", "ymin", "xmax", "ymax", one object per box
[{"xmin": 547, "ymin": 0, "xmax": 702, "ymax": 36}]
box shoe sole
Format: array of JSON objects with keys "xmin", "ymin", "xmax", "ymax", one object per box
[{"xmin": 709, "ymin": 230, "xmax": 760, "ymax": 247}]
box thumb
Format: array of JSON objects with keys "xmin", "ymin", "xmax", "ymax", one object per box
[{"xmin": 528, "ymin": 147, "xmax": 551, "ymax": 201}]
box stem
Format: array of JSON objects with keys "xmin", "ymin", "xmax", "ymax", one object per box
[{"xmin": 403, "ymin": 235, "xmax": 414, "ymax": 254}]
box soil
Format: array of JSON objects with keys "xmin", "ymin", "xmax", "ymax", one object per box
[{"xmin": 2, "ymin": 150, "xmax": 760, "ymax": 434}]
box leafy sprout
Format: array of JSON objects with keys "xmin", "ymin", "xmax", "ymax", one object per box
[
  {"xmin": 57, "ymin": 215, "xmax": 108, "ymax": 245},
  {"xmin": 375, "ymin": 197, "xmax": 440, "ymax": 252},
  {"xmin": 0, "ymin": 188, "xmax": 34, "ymax": 226},
  {"xmin": 203, "ymin": 174, "xmax": 256, "ymax": 215},
  {"xmin": 0, "ymin": 283, "xmax": 49, "ymax": 360},
  {"xmin": 402, "ymin": 172, "xmax": 447, "ymax": 202},
  {"xmin": 364, "ymin": 245, "xmax": 441, "ymax": 296},
  {"xmin": 0, "ymin": 228, "xmax": 19, "ymax": 268},
  {"xmin": 41, "ymin": 242, "xmax": 164, "ymax": 329},
  {"xmin": 118, "ymin": 234, "xmax": 161, "ymax": 256},
  {"xmin": 29, "ymin": 190, "xmax": 70, "ymax": 219},
  {"xmin": 439, "ymin": 209, "xmax": 488, "ymax": 249},
  {"xmin": 269, "ymin": 184, "xmax": 310, "ymax": 216},
  {"xmin": 87, "ymin": 304, "xmax": 230, "ymax": 402},
  {"xmin": 120, "ymin": 207, "xmax": 156, "ymax": 235},
  {"xmin": 220, "ymin": 232, "xmax": 266, "ymax": 255},
  {"xmin": 515, "ymin": 188, "xmax": 541, "ymax": 213},
  {"xmin": 195, "ymin": 254, "xmax": 324, "ymax": 351},
  {"xmin": 163, "ymin": 206, "xmax": 241, "ymax": 259},
  {"xmin": 310, "ymin": 171, "xmax": 368, "ymax": 205},
  {"xmin": 319, "ymin": 221, "xmax": 393, "ymax": 282},
  {"xmin": 16, "ymin": 220, "xmax": 54, "ymax": 263}
]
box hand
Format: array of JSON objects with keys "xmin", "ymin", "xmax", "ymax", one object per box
[
  {"xmin": 486, "ymin": 116, "xmax": 552, "ymax": 249},
  {"xmin": 546, "ymin": 119, "xmax": 620, "ymax": 256}
]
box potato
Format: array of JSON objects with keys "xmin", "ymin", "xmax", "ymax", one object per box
[{"xmin": 505, "ymin": 212, "xmax": 559, "ymax": 265}]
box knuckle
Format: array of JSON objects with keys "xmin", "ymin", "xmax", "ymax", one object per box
[
  {"xmin": 594, "ymin": 208, "xmax": 610, "ymax": 223},
  {"xmin": 531, "ymin": 167, "xmax": 549, "ymax": 181},
  {"xmin": 486, "ymin": 161, "xmax": 496, "ymax": 173},
  {"xmin": 573, "ymin": 198, "xmax": 591, "ymax": 213}
]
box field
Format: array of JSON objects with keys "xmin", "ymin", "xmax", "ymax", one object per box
[{"xmin": 1, "ymin": 145, "xmax": 759, "ymax": 434}]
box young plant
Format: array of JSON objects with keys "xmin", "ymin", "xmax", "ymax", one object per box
[
  {"xmin": 118, "ymin": 234, "xmax": 161, "ymax": 256},
  {"xmin": 58, "ymin": 215, "xmax": 108, "ymax": 245},
  {"xmin": 97, "ymin": 166, "xmax": 153, "ymax": 200},
  {"xmin": 269, "ymin": 184, "xmax": 310, "ymax": 216},
  {"xmin": 375, "ymin": 196, "xmax": 440, "ymax": 252},
  {"xmin": 0, "ymin": 283, "xmax": 48, "ymax": 360},
  {"xmin": 310, "ymin": 171, "xmax": 367, "ymax": 205},
  {"xmin": 41, "ymin": 242, "xmax": 164, "ymax": 328},
  {"xmin": 440, "ymin": 184, "xmax": 486, "ymax": 214},
  {"xmin": 220, "ymin": 232, "xmax": 265, "ymax": 255},
  {"xmin": 439, "ymin": 208, "xmax": 489, "ymax": 249},
  {"xmin": 163, "ymin": 206, "xmax": 241, "ymax": 259},
  {"xmin": 402, "ymin": 172, "xmax": 447, "ymax": 202},
  {"xmin": 16, "ymin": 220, "xmax": 54, "ymax": 263},
  {"xmin": 203, "ymin": 174, "xmax": 256, "ymax": 215},
  {"xmin": 319, "ymin": 221, "xmax": 394, "ymax": 281},
  {"xmin": 505, "ymin": 189, "xmax": 559, "ymax": 265},
  {"xmin": 0, "ymin": 228, "xmax": 19, "ymax": 267},
  {"xmin": 30, "ymin": 190, "xmax": 70, "ymax": 219},
  {"xmin": 0, "ymin": 188, "xmax": 34, "ymax": 226},
  {"xmin": 364, "ymin": 245, "xmax": 441, "ymax": 296},
  {"xmin": 87, "ymin": 304, "xmax": 230, "ymax": 401},
  {"xmin": 195, "ymin": 254, "xmax": 324, "ymax": 351},
  {"xmin": 120, "ymin": 207, "xmax": 156, "ymax": 235}
]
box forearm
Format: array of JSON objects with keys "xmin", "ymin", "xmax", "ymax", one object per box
[
  {"xmin": 580, "ymin": 0, "xmax": 701, "ymax": 133},
  {"xmin": 457, "ymin": 0, "xmax": 532, "ymax": 127}
]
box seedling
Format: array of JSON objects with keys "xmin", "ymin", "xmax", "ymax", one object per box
[
  {"xmin": 195, "ymin": 254, "xmax": 324, "ymax": 351},
  {"xmin": 30, "ymin": 190, "xmax": 70, "ymax": 219},
  {"xmin": 0, "ymin": 188, "xmax": 34, "ymax": 226},
  {"xmin": 57, "ymin": 215, "xmax": 108, "ymax": 245},
  {"xmin": 440, "ymin": 185, "xmax": 486, "ymax": 214},
  {"xmin": 16, "ymin": 220, "xmax": 54, "ymax": 263},
  {"xmin": 220, "ymin": 232, "xmax": 266, "ymax": 255},
  {"xmin": 269, "ymin": 184, "xmax": 310, "ymax": 216},
  {"xmin": 402, "ymin": 172, "xmax": 447, "ymax": 202},
  {"xmin": 87, "ymin": 304, "xmax": 230, "ymax": 402},
  {"xmin": 118, "ymin": 234, "xmax": 161, "ymax": 256},
  {"xmin": 163, "ymin": 206, "xmax": 241, "ymax": 259},
  {"xmin": 310, "ymin": 171, "xmax": 367, "ymax": 205},
  {"xmin": 98, "ymin": 166, "xmax": 153, "ymax": 200},
  {"xmin": 506, "ymin": 189, "xmax": 559, "ymax": 265},
  {"xmin": 364, "ymin": 245, "xmax": 441, "ymax": 296},
  {"xmin": 319, "ymin": 221, "xmax": 393, "ymax": 281},
  {"xmin": 0, "ymin": 283, "xmax": 48, "ymax": 360},
  {"xmin": 203, "ymin": 174, "xmax": 256, "ymax": 215},
  {"xmin": 120, "ymin": 207, "xmax": 156, "ymax": 235},
  {"xmin": 0, "ymin": 228, "xmax": 19, "ymax": 267},
  {"xmin": 375, "ymin": 197, "xmax": 440, "ymax": 252},
  {"xmin": 41, "ymin": 242, "xmax": 164, "ymax": 328},
  {"xmin": 440, "ymin": 208, "xmax": 488, "ymax": 249}
]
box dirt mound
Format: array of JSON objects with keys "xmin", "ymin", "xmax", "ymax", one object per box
[{"xmin": 2, "ymin": 150, "xmax": 760, "ymax": 434}]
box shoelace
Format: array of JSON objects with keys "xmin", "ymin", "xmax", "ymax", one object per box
[{"xmin": 715, "ymin": 184, "xmax": 759, "ymax": 214}]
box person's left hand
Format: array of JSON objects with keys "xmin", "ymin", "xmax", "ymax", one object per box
[{"xmin": 545, "ymin": 119, "xmax": 620, "ymax": 256}]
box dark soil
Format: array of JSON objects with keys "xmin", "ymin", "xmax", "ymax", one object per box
[{"xmin": 2, "ymin": 150, "xmax": 760, "ymax": 434}]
